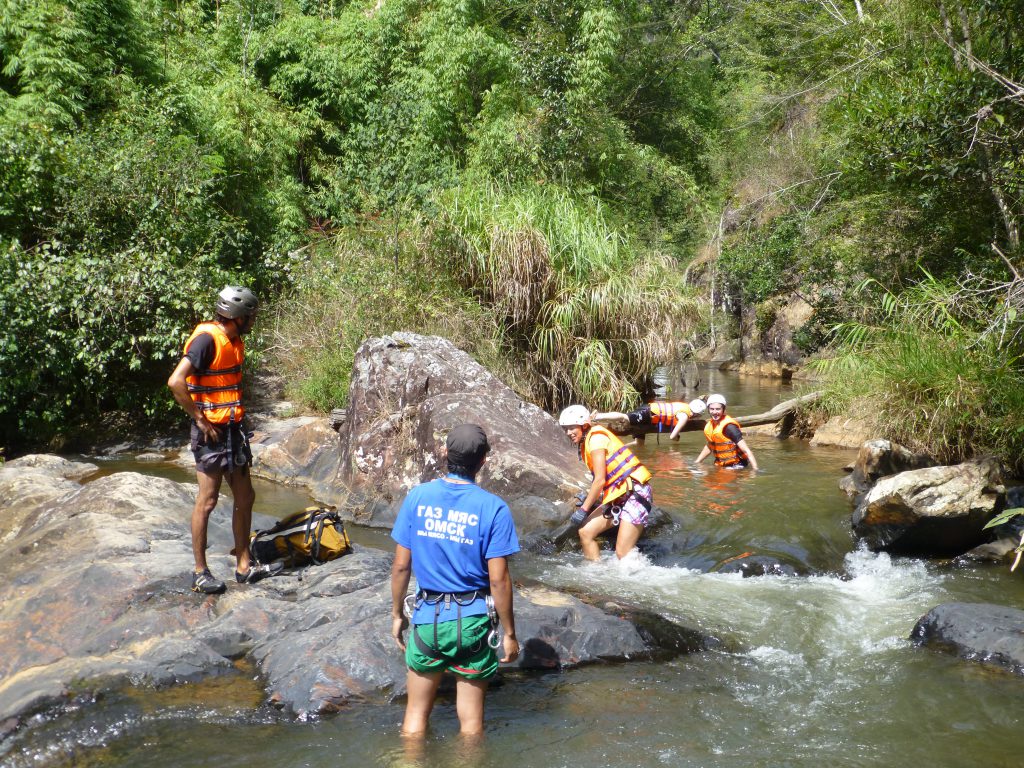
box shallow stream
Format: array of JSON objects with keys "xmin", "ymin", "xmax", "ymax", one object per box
[{"xmin": 5, "ymin": 371, "xmax": 1024, "ymax": 767}]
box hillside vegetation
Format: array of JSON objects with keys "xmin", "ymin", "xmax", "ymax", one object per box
[{"xmin": 1, "ymin": 1, "xmax": 1022, "ymax": 466}]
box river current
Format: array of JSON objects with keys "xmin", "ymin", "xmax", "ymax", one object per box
[{"xmin": 5, "ymin": 370, "xmax": 1024, "ymax": 767}]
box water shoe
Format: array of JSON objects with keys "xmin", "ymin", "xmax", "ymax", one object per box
[
  {"xmin": 191, "ymin": 569, "xmax": 227, "ymax": 594},
  {"xmin": 235, "ymin": 561, "xmax": 285, "ymax": 584}
]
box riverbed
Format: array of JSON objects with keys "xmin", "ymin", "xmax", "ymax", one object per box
[{"xmin": 4, "ymin": 370, "xmax": 1023, "ymax": 767}]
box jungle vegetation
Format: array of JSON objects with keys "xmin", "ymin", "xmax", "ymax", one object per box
[{"xmin": 1, "ymin": 1, "xmax": 1022, "ymax": 467}]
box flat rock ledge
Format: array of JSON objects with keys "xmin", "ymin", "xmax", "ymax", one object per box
[
  {"xmin": 0, "ymin": 458, "xmax": 712, "ymax": 734},
  {"xmin": 911, "ymin": 602, "xmax": 1024, "ymax": 675}
]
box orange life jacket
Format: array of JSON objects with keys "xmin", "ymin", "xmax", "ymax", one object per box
[
  {"xmin": 703, "ymin": 416, "xmax": 745, "ymax": 467},
  {"xmin": 583, "ymin": 425, "xmax": 652, "ymax": 505},
  {"xmin": 649, "ymin": 401, "xmax": 693, "ymax": 430},
  {"xmin": 184, "ymin": 322, "xmax": 244, "ymax": 425}
]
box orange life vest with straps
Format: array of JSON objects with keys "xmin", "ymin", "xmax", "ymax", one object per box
[
  {"xmin": 703, "ymin": 416, "xmax": 745, "ymax": 467},
  {"xmin": 583, "ymin": 425, "xmax": 652, "ymax": 505},
  {"xmin": 184, "ymin": 322, "xmax": 245, "ymax": 425},
  {"xmin": 649, "ymin": 401, "xmax": 693, "ymax": 430}
]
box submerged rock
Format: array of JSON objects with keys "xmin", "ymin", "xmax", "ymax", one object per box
[
  {"xmin": 713, "ymin": 554, "xmax": 801, "ymax": 577},
  {"xmin": 911, "ymin": 602, "xmax": 1024, "ymax": 675}
]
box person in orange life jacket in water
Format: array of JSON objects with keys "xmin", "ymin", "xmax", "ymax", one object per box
[
  {"xmin": 558, "ymin": 405, "xmax": 653, "ymax": 560},
  {"xmin": 167, "ymin": 286, "xmax": 283, "ymax": 595},
  {"xmin": 625, "ymin": 397, "xmax": 707, "ymax": 443},
  {"xmin": 694, "ymin": 394, "xmax": 759, "ymax": 471}
]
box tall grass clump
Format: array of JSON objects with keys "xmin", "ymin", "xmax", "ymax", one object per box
[
  {"xmin": 266, "ymin": 227, "xmax": 510, "ymax": 412},
  {"xmin": 432, "ymin": 183, "xmax": 705, "ymax": 410},
  {"xmin": 815, "ymin": 271, "xmax": 1024, "ymax": 471}
]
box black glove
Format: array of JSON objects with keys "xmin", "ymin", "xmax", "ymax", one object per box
[
  {"xmin": 573, "ymin": 491, "xmax": 587, "ymax": 508},
  {"xmin": 569, "ymin": 507, "xmax": 589, "ymax": 527}
]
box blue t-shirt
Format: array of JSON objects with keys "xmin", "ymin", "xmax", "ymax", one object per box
[{"xmin": 391, "ymin": 477, "xmax": 519, "ymax": 623}]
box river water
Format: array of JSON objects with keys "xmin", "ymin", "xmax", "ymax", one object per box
[{"xmin": 5, "ymin": 371, "xmax": 1024, "ymax": 767}]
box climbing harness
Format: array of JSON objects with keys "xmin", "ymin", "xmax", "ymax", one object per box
[
  {"xmin": 603, "ymin": 483, "xmax": 652, "ymax": 527},
  {"xmin": 485, "ymin": 594, "xmax": 501, "ymax": 650},
  {"xmin": 407, "ymin": 588, "xmax": 500, "ymax": 663}
]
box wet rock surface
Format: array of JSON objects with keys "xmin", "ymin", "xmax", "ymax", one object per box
[
  {"xmin": 911, "ymin": 602, "xmax": 1024, "ymax": 675},
  {"xmin": 324, "ymin": 333, "xmax": 584, "ymax": 534},
  {"xmin": 0, "ymin": 460, "xmax": 712, "ymax": 726},
  {"xmin": 852, "ymin": 458, "xmax": 1005, "ymax": 555}
]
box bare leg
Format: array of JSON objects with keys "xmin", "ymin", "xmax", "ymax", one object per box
[
  {"xmin": 454, "ymin": 676, "xmax": 489, "ymax": 735},
  {"xmin": 402, "ymin": 669, "xmax": 443, "ymax": 736},
  {"xmin": 578, "ymin": 515, "xmax": 615, "ymax": 561},
  {"xmin": 191, "ymin": 469, "xmax": 223, "ymax": 572},
  {"xmin": 614, "ymin": 520, "xmax": 644, "ymax": 559},
  {"xmin": 226, "ymin": 467, "xmax": 255, "ymax": 574}
]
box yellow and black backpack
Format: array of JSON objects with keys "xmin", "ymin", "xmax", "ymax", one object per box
[{"xmin": 250, "ymin": 506, "xmax": 352, "ymax": 568}]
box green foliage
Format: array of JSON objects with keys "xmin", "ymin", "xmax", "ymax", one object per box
[
  {"xmin": 984, "ymin": 508, "xmax": 1024, "ymax": 531},
  {"xmin": 22, "ymin": 0, "xmax": 1024, "ymax": 476},
  {"xmin": 268, "ymin": 227, "xmax": 503, "ymax": 412},
  {"xmin": 0, "ymin": 239, "xmax": 240, "ymax": 447},
  {"xmin": 432, "ymin": 182, "xmax": 705, "ymax": 410},
  {"xmin": 815, "ymin": 271, "xmax": 1024, "ymax": 472},
  {"xmin": 719, "ymin": 215, "xmax": 803, "ymax": 304}
]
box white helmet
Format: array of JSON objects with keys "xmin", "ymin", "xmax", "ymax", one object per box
[
  {"xmin": 558, "ymin": 405, "xmax": 591, "ymax": 427},
  {"xmin": 707, "ymin": 393, "xmax": 727, "ymax": 407},
  {"xmin": 688, "ymin": 398, "xmax": 707, "ymax": 415}
]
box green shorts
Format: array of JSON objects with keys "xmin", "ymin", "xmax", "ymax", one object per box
[{"xmin": 405, "ymin": 615, "xmax": 498, "ymax": 680}]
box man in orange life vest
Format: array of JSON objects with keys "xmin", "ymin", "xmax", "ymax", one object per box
[
  {"xmin": 695, "ymin": 394, "xmax": 759, "ymax": 471},
  {"xmin": 167, "ymin": 286, "xmax": 283, "ymax": 594},
  {"xmin": 626, "ymin": 398, "xmax": 707, "ymax": 442},
  {"xmin": 558, "ymin": 405, "xmax": 653, "ymax": 560}
]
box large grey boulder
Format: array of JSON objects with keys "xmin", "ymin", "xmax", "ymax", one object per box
[
  {"xmin": 251, "ymin": 416, "xmax": 340, "ymax": 491},
  {"xmin": 911, "ymin": 602, "xmax": 1024, "ymax": 674},
  {"xmin": 852, "ymin": 459, "xmax": 1004, "ymax": 555},
  {"xmin": 324, "ymin": 333, "xmax": 583, "ymax": 535},
  {"xmin": 0, "ymin": 461, "xmax": 711, "ymax": 725},
  {"xmin": 839, "ymin": 439, "xmax": 934, "ymax": 500}
]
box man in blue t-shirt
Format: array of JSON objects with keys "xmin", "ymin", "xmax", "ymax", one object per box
[{"xmin": 390, "ymin": 423, "xmax": 520, "ymax": 737}]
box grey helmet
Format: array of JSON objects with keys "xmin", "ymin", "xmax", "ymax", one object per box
[{"xmin": 215, "ymin": 285, "xmax": 259, "ymax": 319}]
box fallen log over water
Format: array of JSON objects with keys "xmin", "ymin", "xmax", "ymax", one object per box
[{"xmin": 592, "ymin": 391, "xmax": 823, "ymax": 437}]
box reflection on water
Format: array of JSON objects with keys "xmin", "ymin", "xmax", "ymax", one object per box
[{"xmin": 7, "ymin": 371, "xmax": 1024, "ymax": 767}]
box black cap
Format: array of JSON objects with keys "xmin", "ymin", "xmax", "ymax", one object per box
[{"xmin": 446, "ymin": 424, "xmax": 490, "ymax": 468}]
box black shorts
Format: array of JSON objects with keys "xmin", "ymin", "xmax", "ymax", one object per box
[
  {"xmin": 627, "ymin": 405, "xmax": 653, "ymax": 426},
  {"xmin": 190, "ymin": 420, "xmax": 252, "ymax": 474}
]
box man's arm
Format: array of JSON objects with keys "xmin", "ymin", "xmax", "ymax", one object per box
[
  {"xmin": 695, "ymin": 444, "xmax": 711, "ymax": 464},
  {"xmin": 167, "ymin": 357, "xmax": 219, "ymax": 441},
  {"xmin": 736, "ymin": 438, "xmax": 759, "ymax": 470},
  {"xmin": 669, "ymin": 414, "xmax": 689, "ymax": 441},
  {"xmin": 487, "ymin": 556, "xmax": 519, "ymax": 663},
  {"xmin": 390, "ymin": 544, "xmax": 412, "ymax": 650}
]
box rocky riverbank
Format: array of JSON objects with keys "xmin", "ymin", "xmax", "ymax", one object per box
[{"xmin": 4, "ymin": 331, "xmax": 1023, "ymax": 740}]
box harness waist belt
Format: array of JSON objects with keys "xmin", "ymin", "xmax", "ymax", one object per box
[{"xmin": 419, "ymin": 589, "xmax": 490, "ymax": 602}]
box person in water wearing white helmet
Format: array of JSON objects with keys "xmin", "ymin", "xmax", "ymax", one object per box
[
  {"xmin": 694, "ymin": 394, "xmax": 759, "ymax": 471},
  {"xmin": 625, "ymin": 398, "xmax": 708, "ymax": 442},
  {"xmin": 558, "ymin": 405, "xmax": 653, "ymax": 560}
]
